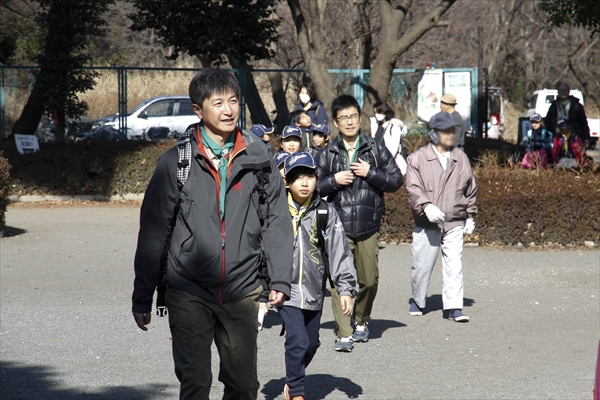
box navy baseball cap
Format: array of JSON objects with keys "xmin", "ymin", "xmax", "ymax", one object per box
[
  {"xmin": 310, "ymin": 123, "xmax": 330, "ymax": 135},
  {"xmin": 283, "ymin": 152, "xmax": 316, "ymax": 176},
  {"xmin": 428, "ymin": 112, "xmax": 460, "ymax": 131},
  {"xmin": 282, "ymin": 125, "xmax": 302, "ymax": 139},
  {"xmin": 557, "ymin": 117, "xmax": 568, "ymax": 128},
  {"xmin": 530, "ymin": 113, "xmax": 543, "ymax": 122},
  {"xmin": 250, "ymin": 124, "xmax": 274, "ymax": 138},
  {"xmin": 274, "ymin": 151, "xmax": 291, "ymax": 167}
]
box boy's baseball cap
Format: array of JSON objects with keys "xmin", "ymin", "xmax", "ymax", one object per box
[
  {"xmin": 310, "ymin": 123, "xmax": 330, "ymax": 135},
  {"xmin": 530, "ymin": 113, "xmax": 543, "ymax": 122},
  {"xmin": 282, "ymin": 125, "xmax": 302, "ymax": 139},
  {"xmin": 557, "ymin": 116, "xmax": 568, "ymax": 128},
  {"xmin": 428, "ymin": 112, "xmax": 460, "ymax": 131},
  {"xmin": 283, "ymin": 152, "xmax": 316, "ymax": 176},
  {"xmin": 250, "ymin": 124, "xmax": 274, "ymax": 138},
  {"xmin": 274, "ymin": 151, "xmax": 291, "ymax": 167}
]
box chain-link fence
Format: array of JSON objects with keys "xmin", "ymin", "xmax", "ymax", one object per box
[{"xmin": 1, "ymin": 66, "xmax": 476, "ymax": 139}]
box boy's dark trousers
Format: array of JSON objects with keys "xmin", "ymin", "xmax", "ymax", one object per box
[
  {"xmin": 280, "ymin": 306, "xmax": 322, "ymax": 398},
  {"xmin": 165, "ymin": 285, "xmax": 263, "ymax": 400}
]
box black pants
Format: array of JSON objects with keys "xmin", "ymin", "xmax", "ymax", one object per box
[
  {"xmin": 166, "ymin": 286, "xmax": 262, "ymax": 400},
  {"xmin": 279, "ymin": 306, "xmax": 322, "ymax": 398}
]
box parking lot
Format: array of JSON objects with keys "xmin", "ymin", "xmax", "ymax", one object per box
[{"xmin": 1, "ymin": 204, "xmax": 598, "ymax": 399}]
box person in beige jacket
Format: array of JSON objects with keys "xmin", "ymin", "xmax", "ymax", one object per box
[{"xmin": 405, "ymin": 112, "xmax": 477, "ymax": 322}]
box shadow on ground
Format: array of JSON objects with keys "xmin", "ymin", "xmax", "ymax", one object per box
[
  {"xmin": 261, "ymin": 374, "xmax": 363, "ymax": 400},
  {"xmin": 0, "ymin": 361, "xmax": 175, "ymax": 400},
  {"xmin": 0, "ymin": 226, "xmax": 27, "ymax": 238},
  {"xmin": 320, "ymin": 319, "xmax": 406, "ymax": 340},
  {"xmin": 421, "ymin": 294, "xmax": 475, "ymax": 315}
]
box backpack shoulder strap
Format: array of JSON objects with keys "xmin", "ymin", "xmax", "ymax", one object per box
[
  {"xmin": 176, "ymin": 130, "xmax": 193, "ymax": 189},
  {"xmin": 366, "ymin": 135, "xmax": 380, "ymax": 167}
]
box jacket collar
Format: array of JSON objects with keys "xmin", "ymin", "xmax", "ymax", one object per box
[
  {"xmin": 190, "ymin": 123, "xmax": 271, "ymax": 171},
  {"xmin": 424, "ymin": 143, "xmax": 460, "ymax": 163}
]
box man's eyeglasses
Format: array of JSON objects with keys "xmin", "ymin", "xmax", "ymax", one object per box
[{"xmin": 336, "ymin": 114, "xmax": 360, "ymax": 123}]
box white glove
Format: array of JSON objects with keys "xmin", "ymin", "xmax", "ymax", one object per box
[
  {"xmin": 424, "ymin": 204, "xmax": 445, "ymax": 224},
  {"xmin": 464, "ymin": 218, "xmax": 475, "ymax": 235}
]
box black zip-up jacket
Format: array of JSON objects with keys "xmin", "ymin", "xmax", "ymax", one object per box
[
  {"xmin": 544, "ymin": 96, "xmax": 590, "ymax": 141},
  {"xmin": 315, "ymin": 131, "xmax": 403, "ymax": 239},
  {"xmin": 132, "ymin": 126, "xmax": 293, "ymax": 313}
]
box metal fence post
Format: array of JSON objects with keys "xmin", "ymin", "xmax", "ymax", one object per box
[{"xmin": 117, "ymin": 67, "xmax": 128, "ymax": 140}]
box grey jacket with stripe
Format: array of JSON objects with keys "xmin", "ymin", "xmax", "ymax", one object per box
[{"xmin": 286, "ymin": 195, "xmax": 357, "ymax": 311}]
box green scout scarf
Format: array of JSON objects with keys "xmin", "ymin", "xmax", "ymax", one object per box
[{"xmin": 200, "ymin": 125, "xmax": 235, "ymax": 219}]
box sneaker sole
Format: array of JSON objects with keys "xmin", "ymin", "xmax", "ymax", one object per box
[
  {"xmin": 334, "ymin": 346, "xmax": 353, "ymax": 352},
  {"xmin": 352, "ymin": 336, "xmax": 369, "ymax": 343},
  {"xmin": 451, "ymin": 316, "xmax": 469, "ymax": 322},
  {"xmin": 408, "ymin": 311, "xmax": 423, "ymax": 316}
]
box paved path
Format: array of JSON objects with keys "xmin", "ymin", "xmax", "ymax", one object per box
[{"xmin": 1, "ymin": 205, "xmax": 598, "ymax": 399}]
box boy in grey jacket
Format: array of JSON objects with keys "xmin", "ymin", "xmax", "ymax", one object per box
[
  {"xmin": 281, "ymin": 152, "xmax": 357, "ymax": 400},
  {"xmin": 406, "ymin": 112, "xmax": 477, "ymax": 322}
]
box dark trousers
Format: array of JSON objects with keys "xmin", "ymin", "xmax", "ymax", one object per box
[
  {"xmin": 279, "ymin": 306, "xmax": 322, "ymax": 398},
  {"xmin": 165, "ymin": 286, "xmax": 262, "ymax": 400}
]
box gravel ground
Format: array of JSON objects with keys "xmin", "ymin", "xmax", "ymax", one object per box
[{"xmin": 1, "ymin": 205, "xmax": 598, "ymax": 399}]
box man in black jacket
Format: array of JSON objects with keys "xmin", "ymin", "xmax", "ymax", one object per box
[
  {"xmin": 315, "ymin": 95, "xmax": 403, "ymax": 352},
  {"xmin": 544, "ymin": 83, "xmax": 593, "ymax": 149},
  {"xmin": 132, "ymin": 68, "xmax": 293, "ymax": 400}
]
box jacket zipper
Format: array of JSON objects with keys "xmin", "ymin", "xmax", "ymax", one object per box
[
  {"xmin": 295, "ymin": 214, "xmax": 305, "ymax": 308},
  {"xmin": 217, "ymin": 148, "xmax": 245, "ymax": 306}
]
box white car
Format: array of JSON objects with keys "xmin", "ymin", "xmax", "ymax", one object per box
[{"xmin": 107, "ymin": 95, "xmax": 199, "ymax": 140}]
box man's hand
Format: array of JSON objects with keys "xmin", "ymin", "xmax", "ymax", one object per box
[
  {"xmin": 424, "ymin": 204, "xmax": 445, "ymax": 224},
  {"xmin": 133, "ymin": 312, "xmax": 151, "ymax": 331},
  {"xmin": 340, "ymin": 295, "xmax": 353, "ymax": 316},
  {"xmin": 350, "ymin": 158, "xmax": 371, "ymax": 178},
  {"xmin": 334, "ymin": 171, "xmax": 355, "ymax": 186},
  {"xmin": 269, "ymin": 290, "xmax": 286, "ymax": 307}
]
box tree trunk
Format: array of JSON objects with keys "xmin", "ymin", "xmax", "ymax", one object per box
[
  {"xmin": 10, "ymin": 79, "xmax": 45, "ymax": 137},
  {"xmin": 363, "ymin": 0, "xmax": 456, "ymax": 130},
  {"xmin": 227, "ymin": 55, "xmax": 272, "ymax": 127},
  {"xmin": 266, "ymin": 66, "xmax": 291, "ymax": 134},
  {"xmin": 287, "ymin": 0, "xmax": 335, "ymax": 133}
]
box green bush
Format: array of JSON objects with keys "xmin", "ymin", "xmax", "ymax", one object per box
[
  {"xmin": 382, "ymin": 165, "xmax": 600, "ymax": 247},
  {"xmin": 0, "ymin": 152, "xmax": 11, "ymax": 231},
  {"xmin": 2, "ymin": 138, "xmax": 598, "ymax": 247}
]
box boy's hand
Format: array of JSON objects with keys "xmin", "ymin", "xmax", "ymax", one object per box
[
  {"xmin": 269, "ymin": 290, "xmax": 286, "ymax": 306},
  {"xmin": 350, "ymin": 158, "xmax": 371, "ymax": 177},
  {"xmin": 334, "ymin": 171, "xmax": 355, "ymax": 186},
  {"xmin": 340, "ymin": 296, "xmax": 353, "ymax": 316}
]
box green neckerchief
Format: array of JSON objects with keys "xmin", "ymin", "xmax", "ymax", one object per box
[
  {"xmin": 200, "ymin": 125, "xmax": 235, "ymax": 219},
  {"xmin": 337, "ymin": 133, "xmax": 361, "ymax": 169}
]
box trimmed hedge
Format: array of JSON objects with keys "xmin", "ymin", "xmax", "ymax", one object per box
[{"xmin": 1, "ymin": 137, "xmax": 598, "ymax": 247}]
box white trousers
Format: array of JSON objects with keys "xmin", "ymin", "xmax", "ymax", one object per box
[{"xmin": 410, "ymin": 225, "xmax": 464, "ymax": 310}]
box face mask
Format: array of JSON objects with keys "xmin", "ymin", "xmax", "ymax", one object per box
[
  {"xmin": 375, "ymin": 113, "xmax": 385, "ymax": 122},
  {"xmin": 299, "ymin": 93, "xmax": 311, "ymax": 104}
]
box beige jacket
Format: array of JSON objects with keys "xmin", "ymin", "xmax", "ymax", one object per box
[{"xmin": 406, "ymin": 143, "xmax": 477, "ymax": 231}]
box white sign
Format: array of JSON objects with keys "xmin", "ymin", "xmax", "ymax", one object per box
[
  {"xmin": 444, "ymin": 71, "xmax": 472, "ymax": 133},
  {"xmin": 14, "ymin": 134, "xmax": 40, "ymax": 154},
  {"xmin": 417, "ymin": 70, "xmax": 443, "ymax": 123}
]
